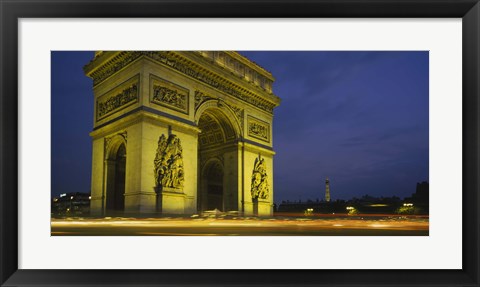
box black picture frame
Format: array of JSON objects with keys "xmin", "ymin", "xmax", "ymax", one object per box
[{"xmin": 1, "ymin": 1, "xmax": 479, "ymax": 286}]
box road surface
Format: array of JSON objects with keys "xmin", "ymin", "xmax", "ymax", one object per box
[{"xmin": 51, "ymin": 215, "xmax": 429, "ymax": 236}]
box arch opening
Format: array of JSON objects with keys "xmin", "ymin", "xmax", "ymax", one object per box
[
  {"xmin": 197, "ymin": 107, "xmax": 239, "ymax": 213},
  {"xmin": 105, "ymin": 143, "xmax": 126, "ymax": 215},
  {"xmin": 203, "ymin": 161, "xmax": 224, "ymax": 211}
]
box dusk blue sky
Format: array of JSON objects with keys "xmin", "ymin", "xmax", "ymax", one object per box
[{"xmin": 51, "ymin": 51, "xmax": 429, "ymax": 203}]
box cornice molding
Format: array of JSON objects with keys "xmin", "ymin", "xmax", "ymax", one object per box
[{"xmin": 84, "ymin": 51, "xmax": 280, "ymax": 114}]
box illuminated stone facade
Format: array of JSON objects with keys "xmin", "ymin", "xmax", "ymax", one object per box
[{"xmin": 84, "ymin": 51, "xmax": 280, "ymax": 216}]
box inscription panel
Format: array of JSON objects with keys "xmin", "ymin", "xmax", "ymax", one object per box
[
  {"xmin": 96, "ymin": 75, "xmax": 139, "ymax": 122},
  {"xmin": 247, "ymin": 116, "xmax": 270, "ymax": 143},
  {"xmin": 150, "ymin": 75, "xmax": 189, "ymax": 114}
]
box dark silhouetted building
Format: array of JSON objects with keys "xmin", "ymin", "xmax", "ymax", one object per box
[
  {"xmin": 52, "ymin": 192, "xmax": 91, "ymax": 216},
  {"xmin": 404, "ymin": 181, "xmax": 429, "ymax": 214}
]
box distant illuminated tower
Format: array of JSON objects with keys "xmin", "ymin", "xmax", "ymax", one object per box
[{"xmin": 325, "ymin": 177, "xmax": 331, "ymax": 202}]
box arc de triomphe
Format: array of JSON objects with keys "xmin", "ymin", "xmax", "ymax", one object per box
[{"xmin": 84, "ymin": 51, "xmax": 280, "ymax": 216}]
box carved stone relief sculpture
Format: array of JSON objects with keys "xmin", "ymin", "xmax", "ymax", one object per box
[
  {"xmin": 249, "ymin": 122, "xmax": 268, "ymax": 140},
  {"xmin": 87, "ymin": 52, "xmax": 277, "ymax": 113},
  {"xmin": 194, "ymin": 90, "xmax": 214, "ymax": 110},
  {"xmin": 97, "ymin": 81, "xmax": 138, "ymax": 121},
  {"xmin": 152, "ymin": 86, "xmax": 187, "ymax": 111},
  {"xmin": 195, "ymin": 90, "xmax": 244, "ymax": 130},
  {"xmin": 247, "ymin": 116, "xmax": 270, "ymax": 142},
  {"xmin": 150, "ymin": 76, "xmax": 189, "ymax": 114},
  {"xmin": 251, "ymin": 155, "xmax": 269, "ymax": 200},
  {"xmin": 154, "ymin": 134, "xmax": 185, "ymax": 190}
]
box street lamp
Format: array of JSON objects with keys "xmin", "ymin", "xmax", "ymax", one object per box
[{"xmin": 69, "ymin": 195, "xmax": 74, "ymax": 215}]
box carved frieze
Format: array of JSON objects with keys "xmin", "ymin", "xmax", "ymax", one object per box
[
  {"xmin": 196, "ymin": 51, "xmax": 272, "ymax": 92},
  {"xmin": 251, "ymin": 155, "xmax": 269, "ymax": 200},
  {"xmin": 247, "ymin": 116, "xmax": 270, "ymax": 143},
  {"xmin": 142, "ymin": 52, "xmax": 275, "ymax": 114},
  {"xmin": 150, "ymin": 76, "xmax": 189, "ymax": 114},
  {"xmin": 96, "ymin": 76, "xmax": 139, "ymax": 121},
  {"xmin": 87, "ymin": 52, "xmax": 277, "ymax": 113},
  {"xmin": 227, "ymin": 104, "xmax": 244, "ymax": 129},
  {"xmin": 154, "ymin": 134, "xmax": 185, "ymax": 190},
  {"xmin": 194, "ymin": 90, "xmax": 214, "ymax": 110},
  {"xmin": 89, "ymin": 52, "xmax": 143, "ymax": 86}
]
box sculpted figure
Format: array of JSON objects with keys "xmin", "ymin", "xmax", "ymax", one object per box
[
  {"xmin": 154, "ymin": 135, "xmax": 167, "ymax": 187},
  {"xmin": 250, "ymin": 155, "xmax": 269, "ymax": 200},
  {"xmin": 154, "ymin": 134, "xmax": 184, "ymax": 189}
]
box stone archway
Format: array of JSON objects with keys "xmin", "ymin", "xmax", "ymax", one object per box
[
  {"xmin": 104, "ymin": 135, "xmax": 126, "ymax": 215},
  {"xmin": 197, "ymin": 106, "xmax": 240, "ymax": 213},
  {"xmin": 200, "ymin": 159, "xmax": 224, "ymax": 211},
  {"xmin": 86, "ymin": 51, "xmax": 280, "ymax": 216}
]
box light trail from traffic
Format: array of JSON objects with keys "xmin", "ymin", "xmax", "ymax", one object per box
[{"xmin": 51, "ymin": 215, "xmax": 428, "ymax": 236}]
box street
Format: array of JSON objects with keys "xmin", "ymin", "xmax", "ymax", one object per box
[{"xmin": 51, "ymin": 215, "xmax": 429, "ymax": 236}]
